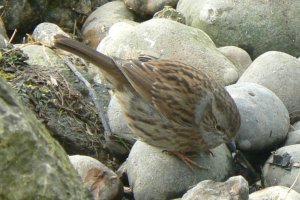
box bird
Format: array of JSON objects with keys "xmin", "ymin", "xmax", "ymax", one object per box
[
  {"xmin": 83, "ymin": 168, "xmax": 123, "ymax": 200},
  {"xmin": 53, "ymin": 34, "xmax": 241, "ymax": 168}
]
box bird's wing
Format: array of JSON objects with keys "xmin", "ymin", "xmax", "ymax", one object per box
[
  {"xmin": 150, "ymin": 60, "xmax": 214, "ymax": 126},
  {"xmin": 118, "ymin": 58, "xmax": 214, "ymax": 126},
  {"xmin": 116, "ymin": 57, "xmax": 157, "ymax": 102}
]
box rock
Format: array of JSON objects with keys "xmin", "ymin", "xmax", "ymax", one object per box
[
  {"xmin": 181, "ymin": 176, "xmax": 249, "ymax": 200},
  {"xmin": 106, "ymin": 94, "xmax": 136, "ymax": 158},
  {"xmin": 285, "ymin": 130, "xmax": 300, "ymax": 146},
  {"xmin": 43, "ymin": 1, "xmax": 92, "ymax": 30},
  {"xmin": 19, "ymin": 44, "xmax": 66, "ymax": 68},
  {"xmin": 218, "ymin": 46, "xmax": 252, "ymax": 76},
  {"xmin": 1, "ymin": 0, "xmax": 48, "ymax": 33},
  {"xmin": 91, "ymin": 0, "xmax": 113, "ymax": 7},
  {"xmin": 153, "ymin": 6, "xmax": 185, "ymax": 24},
  {"xmin": 69, "ymin": 155, "xmax": 123, "ymax": 200},
  {"xmin": 249, "ymin": 186, "xmax": 300, "ymax": 200},
  {"xmin": 18, "ymin": 44, "xmax": 111, "ymax": 159},
  {"xmin": 124, "ymin": 0, "xmax": 179, "ymax": 16},
  {"xmin": 0, "ymin": 17, "xmax": 8, "ymax": 48},
  {"xmin": 226, "ymin": 82, "xmax": 289, "ymax": 152},
  {"xmin": 126, "ymin": 141, "xmax": 234, "ymax": 200},
  {"xmin": 1, "ymin": 0, "xmax": 111, "ymax": 34},
  {"xmin": 0, "ymin": 77, "xmax": 89, "ymax": 199},
  {"xmin": 82, "ymin": 1, "xmax": 136, "ymax": 48},
  {"xmin": 99, "ymin": 18, "xmax": 239, "ymax": 85},
  {"xmin": 107, "ymin": 94, "xmax": 136, "ymax": 144},
  {"xmin": 177, "ymin": 0, "xmax": 300, "ymax": 58},
  {"xmin": 263, "ymin": 144, "xmax": 300, "ymax": 193},
  {"xmin": 0, "ymin": 32, "xmax": 8, "ymax": 48},
  {"xmin": 238, "ymin": 51, "xmax": 300, "ymax": 114},
  {"xmin": 33, "ymin": 22, "xmax": 69, "ymax": 46},
  {"xmin": 293, "ymin": 122, "xmax": 300, "ymax": 131},
  {"xmin": 0, "ymin": 16, "xmax": 8, "ymax": 40}
]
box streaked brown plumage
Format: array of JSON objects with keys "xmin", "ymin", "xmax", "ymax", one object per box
[
  {"xmin": 53, "ymin": 34, "xmax": 240, "ymax": 154},
  {"xmin": 83, "ymin": 168, "xmax": 123, "ymax": 200}
]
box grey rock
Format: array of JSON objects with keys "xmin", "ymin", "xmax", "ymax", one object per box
[
  {"xmin": 99, "ymin": 18, "xmax": 239, "ymax": 85},
  {"xmin": 238, "ymin": 51, "xmax": 300, "ymax": 114},
  {"xmin": 182, "ymin": 176, "xmax": 249, "ymax": 200},
  {"xmin": 0, "ymin": 16, "xmax": 8, "ymax": 40},
  {"xmin": 293, "ymin": 121, "xmax": 300, "ymax": 131},
  {"xmin": 218, "ymin": 46, "xmax": 252, "ymax": 77},
  {"xmin": 20, "ymin": 44, "xmax": 66, "ymax": 68},
  {"xmin": 69, "ymin": 155, "xmax": 123, "ymax": 200},
  {"xmin": 0, "ymin": 33, "xmax": 8, "ymax": 48},
  {"xmin": 226, "ymin": 82, "xmax": 289, "ymax": 152},
  {"xmin": 0, "ymin": 77, "xmax": 89, "ymax": 199},
  {"xmin": 153, "ymin": 6, "xmax": 185, "ymax": 24},
  {"xmin": 124, "ymin": 0, "xmax": 179, "ymax": 16},
  {"xmin": 0, "ymin": 17, "xmax": 8, "ymax": 47},
  {"xmin": 82, "ymin": 1, "xmax": 136, "ymax": 48},
  {"xmin": 285, "ymin": 130, "xmax": 300, "ymax": 146},
  {"xmin": 249, "ymin": 186, "xmax": 300, "ymax": 200},
  {"xmin": 177, "ymin": 0, "xmax": 300, "ymax": 58},
  {"xmin": 33, "ymin": 22, "xmax": 69, "ymax": 46},
  {"xmin": 263, "ymin": 144, "xmax": 300, "ymax": 193},
  {"xmin": 0, "ymin": 0, "xmax": 113, "ymax": 33},
  {"xmin": 91, "ymin": 0, "xmax": 113, "ymax": 7},
  {"xmin": 19, "ymin": 44, "xmax": 111, "ymax": 158},
  {"xmin": 0, "ymin": 0, "xmax": 48, "ymax": 32},
  {"xmin": 107, "ymin": 94, "xmax": 136, "ymax": 144},
  {"xmin": 126, "ymin": 141, "xmax": 234, "ymax": 200}
]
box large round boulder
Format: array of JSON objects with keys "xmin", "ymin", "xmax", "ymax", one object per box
[{"xmin": 177, "ymin": 0, "xmax": 300, "ymax": 58}]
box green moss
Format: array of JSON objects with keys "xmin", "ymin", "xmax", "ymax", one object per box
[
  {"xmin": 0, "ymin": 77, "xmax": 90, "ymax": 199},
  {"xmin": 0, "ymin": 70, "xmax": 14, "ymax": 80}
]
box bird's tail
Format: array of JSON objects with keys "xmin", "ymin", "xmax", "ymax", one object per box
[{"xmin": 53, "ymin": 34, "xmax": 126, "ymax": 88}]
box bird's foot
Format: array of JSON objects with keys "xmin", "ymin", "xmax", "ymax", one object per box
[{"xmin": 165, "ymin": 151, "xmax": 206, "ymax": 170}]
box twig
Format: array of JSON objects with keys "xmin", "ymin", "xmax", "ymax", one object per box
[
  {"xmin": 8, "ymin": 29, "xmax": 17, "ymax": 44},
  {"xmin": 73, "ymin": 19, "xmax": 77, "ymax": 36},
  {"xmin": 285, "ymin": 169, "xmax": 300, "ymax": 198},
  {"xmin": 62, "ymin": 57, "xmax": 112, "ymax": 139}
]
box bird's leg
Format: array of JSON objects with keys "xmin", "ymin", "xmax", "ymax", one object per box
[{"xmin": 168, "ymin": 151, "xmax": 206, "ymax": 170}]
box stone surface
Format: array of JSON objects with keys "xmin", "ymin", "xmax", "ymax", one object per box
[
  {"xmin": 285, "ymin": 130, "xmax": 300, "ymax": 146},
  {"xmin": 293, "ymin": 122, "xmax": 300, "ymax": 131},
  {"xmin": 153, "ymin": 6, "xmax": 185, "ymax": 24},
  {"xmin": 263, "ymin": 144, "xmax": 300, "ymax": 193},
  {"xmin": 182, "ymin": 176, "xmax": 249, "ymax": 200},
  {"xmin": 0, "ymin": 77, "xmax": 89, "ymax": 199},
  {"xmin": 226, "ymin": 82, "xmax": 289, "ymax": 152},
  {"xmin": 0, "ymin": 0, "xmax": 113, "ymax": 34},
  {"xmin": 0, "ymin": 17, "xmax": 8, "ymax": 40},
  {"xmin": 124, "ymin": 0, "xmax": 179, "ymax": 16},
  {"xmin": 82, "ymin": 1, "xmax": 136, "ymax": 48},
  {"xmin": 33, "ymin": 22, "xmax": 69, "ymax": 46},
  {"xmin": 99, "ymin": 18, "xmax": 239, "ymax": 85},
  {"xmin": 177, "ymin": 0, "xmax": 300, "ymax": 58},
  {"xmin": 69, "ymin": 155, "xmax": 123, "ymax": 200},
  {"xmin": 0, "ymin": 33, "xmax": 8, "ymax": 48},
  {"xmin": 249, "ymin": 186, "xmax": 300, "ymax": 200},
  {"xmin": 238, "ymin": 51, "xmax": 300, "ymax": 114},
  {"xmin": 0, "ymin": 0, "xmax": 48, "ymax": 33},
  {"xmin": 0, "ymin": 17, "xmax": 8, "ymax": 47},
  {"xmin": 107, "ymin": 94, "xmax": 136, "ymax": 144},
  {"xmin": 18, "ymin": 44, "xmax": 111, "ymax": 159},
  {"xmin": 126, "ymin": 141, "xmax": 234, "ymax": 200},
  {"xmin": 218, "ymin": 46, "xmax": 252, "ymax": 77}
]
